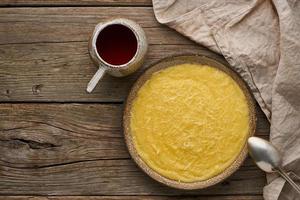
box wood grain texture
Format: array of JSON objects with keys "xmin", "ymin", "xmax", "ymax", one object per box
[
  {"xmin": 0, "ymin": 7, "xmax": 206, "ymax": 103},
  {"xmin": 0, "ymin": 7, "xmax": 192, "ymax": 45},
  {"xmin": 0, "ymin": 104, "xmax": 268, "ymax": 195},
  {"xmin": 0, "ymin": 0, "xmax": 152, "ymax": 6},
  {"xmin": 0, "ymin": 43, "xmax": 212, "ymax": 102},
  {"xmin": 0, "ymin": 158, "xmax": 265, "ymax": 195},
  {"xmin": 0, "ymin": 196, "xmax": 263, "ymax": 200}
]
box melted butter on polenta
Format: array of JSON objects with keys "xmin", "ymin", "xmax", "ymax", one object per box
[{"xmin": 130, "ymin": 64, "xmax": 250, "ymax": 182}]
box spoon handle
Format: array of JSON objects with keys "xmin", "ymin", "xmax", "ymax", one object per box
[{"xmin": 277, "ymin": 167, "xmax": 300, "ymax": 194}]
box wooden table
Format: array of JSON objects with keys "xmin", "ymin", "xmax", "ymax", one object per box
[{"xmin": 0, "ymin": 1, "xmax": 270, "ymax": 199}]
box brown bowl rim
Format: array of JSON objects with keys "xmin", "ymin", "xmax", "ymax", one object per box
[{"xmin": 123, "ymin": 54, "xmax": 256, "ymax": 190}]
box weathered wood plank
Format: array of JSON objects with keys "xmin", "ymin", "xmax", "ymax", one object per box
[
  {"xmin": 0, "ymin": 104, "xmax": 269, "ymax": 167},
  {"xmin": 0, "ymin": 0, "xmax": 152, "ymax": 6},
  {"xmin": 0, "ymin": 159, "xmax": 265, "ymax": 195},
  {"xmin": 0, "ymin": 104, "xmax": 268, "ymax": 195},
  {"xmin": 0, "ymin": 7, "xmax": 193, "ymax": 45},
  {"xmin": 0, "ymin": 7, "xmax": 210, "ymax": 103},
  {"xmin": 0, "ymin": 104, "xmax": 125, "ymax": 167},
  {"xmin": 0, "ymin": 43, "xmax": 212, "ymax": 102},
  {"xmin": 0, "ymin": 196, "xmax": 263, "ymax": 200}
]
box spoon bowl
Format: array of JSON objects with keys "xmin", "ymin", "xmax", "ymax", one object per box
[
  {"xmin": 247, "ymin": 136, "xmax": 282, "ymax": 172},
  {"xmin": 248, "ymin": 136, "xmax": 300, "ymax": 194}
]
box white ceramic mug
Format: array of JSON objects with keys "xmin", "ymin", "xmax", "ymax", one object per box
[{"xmin": 87, "ymin": 18, "xmax": 148, "ymax": 93}]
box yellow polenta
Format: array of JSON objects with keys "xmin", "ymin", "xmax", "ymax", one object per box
[{"xmin": 130, "ymin": 64, "xmax": 250, "ymax": 182}]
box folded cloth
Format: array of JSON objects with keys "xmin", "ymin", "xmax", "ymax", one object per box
[{"xmin": 152, "ymin": 0, "xmax": 300, "ymax": 199}]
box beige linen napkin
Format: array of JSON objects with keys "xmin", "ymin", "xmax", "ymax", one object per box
[{"xmin": 152, "ymin": 0, "xmax": 300, "ymax": 199}]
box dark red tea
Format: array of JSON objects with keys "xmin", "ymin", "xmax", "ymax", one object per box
[{"xmin": 96, "ymin": 24, "xmax": 138, "ymax": 65}]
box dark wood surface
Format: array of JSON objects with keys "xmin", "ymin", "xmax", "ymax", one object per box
[
  {"xmin": 0, "ymin": 1, "xmax": 269, "ymax": 199},
  {"xmin": 0, "ymin": 0, "xmax": 152, "ymax": 6},
  {"xmin": 0, "ymin": 196, "xmax": 263, "ymax": 200}
]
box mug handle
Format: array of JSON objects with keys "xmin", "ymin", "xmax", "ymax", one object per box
[{"xmin": 86, "ymin": 66, "xmax": 106, "ymax": 93}]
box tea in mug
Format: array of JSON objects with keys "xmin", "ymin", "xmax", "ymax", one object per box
[{"xmin": 96, "ymin": 24, "xmax": 138, "ymax": 65}]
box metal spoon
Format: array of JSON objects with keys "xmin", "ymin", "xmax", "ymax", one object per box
[{"xmin": 248, "ymin": 136, "xmax": 300, "ymax": 194}]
